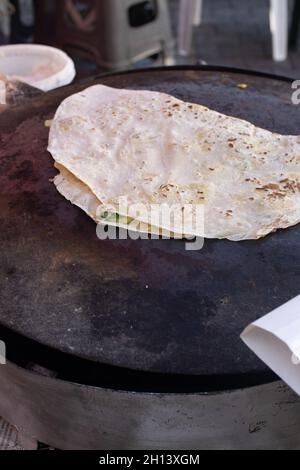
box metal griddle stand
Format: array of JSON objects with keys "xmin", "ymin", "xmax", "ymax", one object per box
[{"xmin": 1, "ymin": 356, "xmax": 299, "ymax": 450}]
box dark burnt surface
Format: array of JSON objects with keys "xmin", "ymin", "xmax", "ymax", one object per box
[{"xmin": 0, "ymin": 67, "xmax": 299, "ymax": 378}]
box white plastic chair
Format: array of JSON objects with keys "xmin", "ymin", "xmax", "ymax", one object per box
[
  {"xmin": 270, "ymin": 0, "xmax": 288, "ymax": 61},
  {"xmin": 178, "ymin": 0, "xmax": 288, "ymax": 62},
  {"xmin": 178, "ymin": 0, "xmax": 202, "ymax": 56}
]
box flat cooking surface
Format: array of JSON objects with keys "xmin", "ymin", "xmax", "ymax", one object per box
[{"xmin": 0, "ymin": 67, "xmax": 299, "ymax": 378}]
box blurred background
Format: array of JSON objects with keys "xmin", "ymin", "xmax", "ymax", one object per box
[{"xmin": 0, "ymin": 0, "xmax": 299, "ymax": 79}]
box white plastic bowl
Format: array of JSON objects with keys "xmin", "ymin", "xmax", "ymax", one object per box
[{"xmin": 0, "ymin": 44, "xmax": 76, "ymax": 91}]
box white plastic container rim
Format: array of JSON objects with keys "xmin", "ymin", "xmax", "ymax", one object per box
[{"xmin": 0, "ymin": 44, "xmax": 76, "ymax": 92}]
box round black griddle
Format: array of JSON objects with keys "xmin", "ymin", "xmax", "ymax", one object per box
[{"xmin": 0, "ymin": 66, "xmax": 299, "ymax": 391}]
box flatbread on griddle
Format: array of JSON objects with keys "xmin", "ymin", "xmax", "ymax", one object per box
[
  {"xmin": 54, "ymin": 163, "xmax": 179, "ymax": 238},
  {"xmin": 48, "ymin": 85, "xmax": 300, "ymax": 241}
]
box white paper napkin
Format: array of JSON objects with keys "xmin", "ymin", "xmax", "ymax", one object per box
[{"xmin": 241, "ymin": 295, "xmax": 300, "ymax": 395}]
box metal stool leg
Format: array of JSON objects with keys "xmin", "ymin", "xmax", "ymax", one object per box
[
  {"xmin": 270, "ymin": 0, "xmax": 288, "ymax": 61},
  {"xmin": 289, "ymin": 0, "xmax": 300, "ymax": 50}
]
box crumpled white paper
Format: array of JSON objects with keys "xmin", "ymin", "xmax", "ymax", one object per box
[{"xmin": 241, "ymin": 295, "xmax": 300, "ymax": 395}]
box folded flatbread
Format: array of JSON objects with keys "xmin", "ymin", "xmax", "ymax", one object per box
[
  {"xmin": 54, "ymin": 162, "xmax": 177, "ymax": 237},
  {"xmin": 48, "ymin": 85, "xmax": 300, "ymax": 241}
]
